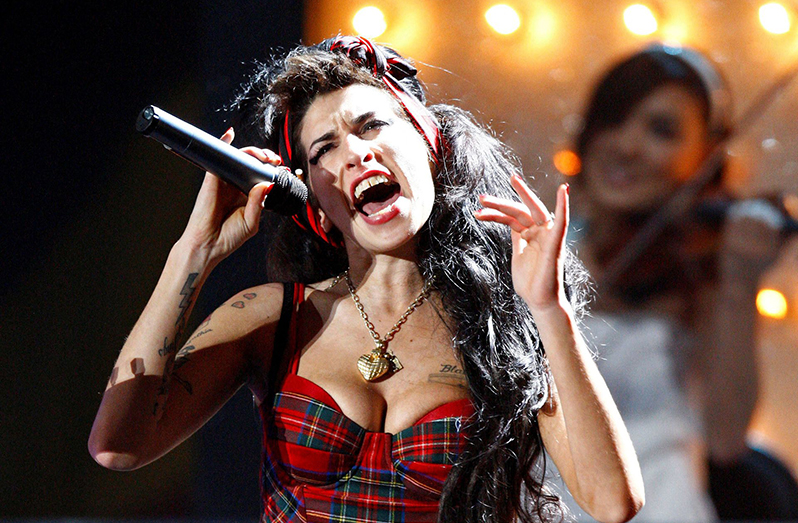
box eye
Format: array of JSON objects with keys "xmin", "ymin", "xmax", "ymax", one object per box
[
  {"xmin": 360, "ymin": 118, "xmax": 389, "ymax": 135},
  {"xmin": 309, "ymin": 143, "xmax": 334, "ymax": 166},
  {"xmin": 648, "ymin": 115, "xmax": 680, "ymax": 140}
]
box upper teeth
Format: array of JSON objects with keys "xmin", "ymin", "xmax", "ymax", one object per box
[{"xmin": 354, "ymin": 174, "xmax": 391, "ymax": 202}]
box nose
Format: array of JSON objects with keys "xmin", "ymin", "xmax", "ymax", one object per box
[
  {"xmin": 343, "ymin": 134, "xmax": 375, "ymax": 170},
  {"xmin": 614, "ymin": 121, "xmax": 643, "ymax": 159}
]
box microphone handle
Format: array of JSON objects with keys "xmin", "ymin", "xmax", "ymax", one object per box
[{"xmin": 136, "ymin": 105, "xmax": 308, "ymax": 216}]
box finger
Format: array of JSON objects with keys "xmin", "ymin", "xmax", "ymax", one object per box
[
  {"xmin": 243, "ymin": 182, "xmax": 272, "ymax": 231},
  {"xmin": 510, "ymin": 174, "xmax": 552, "ymax": 226},
  {"xmin": 479, "ymin": 195, "xmax": 537, "ymax": 228},
  {"xmin": 261, "ymin": 148, "xmax": 283, "ymax": 165},
  {"xmin": 549, "ymin": 184, "xmax": 570, "ymax": 249},
  {"xmin": 204, "ymin": 128, "xmax": 236, "ymax": 186},
  {"xmin": 220, "ymin": 128, "xmax": 279, "ymax": 166},
  {"xmin": 557, "ymin": 183, "xmax": 570, "ymax": 230},
  {"xmin": 240, "ymin": 146, "xmax": 283, "ymax": 165},
  {"xmin": 474, "ymin": 208, "xmax": 528, "ymax": 234}
]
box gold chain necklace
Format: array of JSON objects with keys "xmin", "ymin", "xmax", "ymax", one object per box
[{"xmin": 336, "ymin": 269, "xmax": 433, "ymax": 381}]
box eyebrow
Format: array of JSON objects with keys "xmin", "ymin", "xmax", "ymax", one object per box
[{"xmin": 308, "ymin": 111, "xmax": 378, "ymax": 152}]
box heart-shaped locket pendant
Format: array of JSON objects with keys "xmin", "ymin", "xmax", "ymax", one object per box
[{"xmin": 357, "ymin": 349, "xmax": 390, "ymax": 381}]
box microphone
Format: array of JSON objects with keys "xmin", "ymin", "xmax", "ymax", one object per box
[{"xmin": 136, "ymin": 105, "xmax": 308, "ymax": 216}]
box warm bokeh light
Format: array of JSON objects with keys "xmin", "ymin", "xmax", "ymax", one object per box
[
  {"xmin": 760, "ymin": 2, "xmax": 791, "ymax": 34},
  {"xmin": 485, "ymin": 4, "xmax": 522, "ymax": 35},
  {"xmin": 553, "ymin": 149, "xmax": 582, "ymax": 176},
  {"xmin": 352, "ymin": 6, "xmax": 387, "ymax": 38},
  {"xmin": 624, "ymin": 4, "xmax": 658, "ymax": 35},
  {"xmin": 757, "ymin": 288, "xmax": 789, "ymax": 319},
  {"xmin": 660, "ymin": 23, "xmax": 688, "ymax": 42},
  {"xmin": 530, "ymin": 5, "xmax": 557, "ymax": 46}
]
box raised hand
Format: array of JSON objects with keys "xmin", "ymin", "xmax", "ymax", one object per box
[
  {"xmin": 475, "ymin": 174, "xmax": 571, "ymax": 313},
  {"xmin": 179, "ymin": 128, "xmax": 279, "ymax": 267}
]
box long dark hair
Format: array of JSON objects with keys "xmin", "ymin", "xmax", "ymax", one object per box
[{"xmin": 231, "ymin": 37, "xmax": 590, "ymax": 523}]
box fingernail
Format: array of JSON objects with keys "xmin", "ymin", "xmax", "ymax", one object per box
[{"xmin": 564, "ymin": 183, "xmax": 570, "ymax": 194}]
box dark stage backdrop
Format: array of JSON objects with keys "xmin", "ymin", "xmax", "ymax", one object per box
[{"xmin": 1, "ymin": 1, "xmax": 303, "ymax": 518}]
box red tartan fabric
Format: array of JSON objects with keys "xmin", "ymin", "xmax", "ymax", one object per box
[{"xmin": 259, "ymin": 284, "xmax": 474, "ymax": 523}]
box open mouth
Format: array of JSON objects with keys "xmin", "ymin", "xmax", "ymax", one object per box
[{"xmin": 353, "ymin": 174, "xmax": 401, "ymax": 216}]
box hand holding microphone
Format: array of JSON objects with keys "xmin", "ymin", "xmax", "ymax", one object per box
[{"xmin": 136, "ymin": 105, "xmax": 308, "ymax": 216}]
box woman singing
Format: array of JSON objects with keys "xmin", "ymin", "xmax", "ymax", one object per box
[{"xmin": 89, "ymin": 36, "xmax": 643, "ymax": 523}]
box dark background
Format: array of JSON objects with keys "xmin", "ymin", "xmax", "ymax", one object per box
[{"xmin": 1, "ymin": 1, "xmax": 303, "ymax": 518}]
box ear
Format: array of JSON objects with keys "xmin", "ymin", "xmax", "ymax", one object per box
[{"xmin": 317, "ymin": 208, "xmax": 334, "ymax": 233}]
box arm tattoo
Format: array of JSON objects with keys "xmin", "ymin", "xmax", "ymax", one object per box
[
  {"xmin": 198, "ymin": 313, "xmax": 213, "ymax": 329},
  {"xmin": 231, "ymin": 292, "xmax": 257, "ymax": 309},
  {"xmin": 154, "ymin": 344, "xmax": 197, "ymax": 415},
  {"xmin": 158, "ymin": 336, "xmax": 176, "ymax": 357},
  {"xmin": 153, "ymin": 273, "xmax": 199, "ymax": 415},
  {"xmin": 131, "ymin": 358, "xmax": 146, "ymax": 376},
  {"xmin": 153, "ymin": 364, "xmax": 171, "ymax": 416},
  {"xmin": 175, "ymin": 273, "xmax": 199, "ymax": 330},
  {"xmin": 108, "ymin": 366, "xmax": 119, "ymax": 387},
  {"xmin": 185, "ymin": 328, "xmax": 213, "ymax": 345},
  {"xmin": 172, "ymin": 346, "xmax": 194, "ymax": 395},
  {"xmin": 153, "ymin": 350, "xmax": 194, "ymax": 416}
]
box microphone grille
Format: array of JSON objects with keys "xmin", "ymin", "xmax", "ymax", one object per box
[{"xmin": 264, "ymin": 170, "xmax": 308, "ymax": 216}]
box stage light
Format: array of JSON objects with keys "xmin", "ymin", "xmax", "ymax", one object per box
[
  {"xmin": 757, "ymin": 288, "xmax": 789, "ymax": 319},
  {"xmin": 353, "ymin": 6, "xmax": 387, "ymax": 38},
  {"xmin": 485, "ymin": 4, "xmax": 521, "ymax": 35},
  {"xmin": 760, "ymin": 2, "xmax": 791, "ymax": 34},
  {"xmin": 624, "ymin": 4, "xmax": 658, "ymax": 36},
  {"xmin": 553, "ymin": 149, "xmax": 581, "ymax": 176}
]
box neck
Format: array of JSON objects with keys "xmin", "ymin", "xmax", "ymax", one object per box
[{"xmin": 344, "ymin": 252, "xmax": 427, "ymax": 314}]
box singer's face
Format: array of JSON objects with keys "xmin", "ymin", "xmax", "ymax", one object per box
[
  {"xmin": 581, "ymin": 84, "xmax": 710, "ymax": 213},
  {"xmin": 299, "ymin": 84, "xmax": 435, "ymax": 254}
]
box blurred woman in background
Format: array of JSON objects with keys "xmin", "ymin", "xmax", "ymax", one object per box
[
  {"xmin": 564, "ymin": 44, "xmax": 796, "ymax": 521},
  {"xmin": 89, "ymin": 36, "xmax": 644, "ymax": 523}
]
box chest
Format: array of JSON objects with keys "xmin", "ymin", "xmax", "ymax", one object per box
[
  {"xmin": 260, "ymin": 376, "xmax": 472, "ymax": 520},
  {"xmin": 289, "ymin": 295, "xmax": 469, "ymax": 434}
]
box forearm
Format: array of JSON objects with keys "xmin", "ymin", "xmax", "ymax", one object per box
[
  {"xmin": 476, "ymin": 180, "xmax": 642, "ymax": 520},
  {"xmin": 702, "ymin": 279, "xmax": 760, "ymax": 462},
  {"xmin": 535, "ymin": 303, "xmax": 643, "ymax": 522},
  {"xmin": 702, "ymin": 205, "xmax": 783, "ymax": 461},
  {"xmin": 89, "ymin": 241, "xmax": 213, "ymax": 468}
]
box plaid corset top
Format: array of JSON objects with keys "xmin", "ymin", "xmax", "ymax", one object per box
[{"xmin": 259, "ymin": 284, "xmax": 475, "ymax": 523}]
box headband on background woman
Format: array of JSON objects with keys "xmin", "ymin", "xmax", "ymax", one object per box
[{"xmin": 643, "ymin": 43, "xmax": 732, "ymax": 140}]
